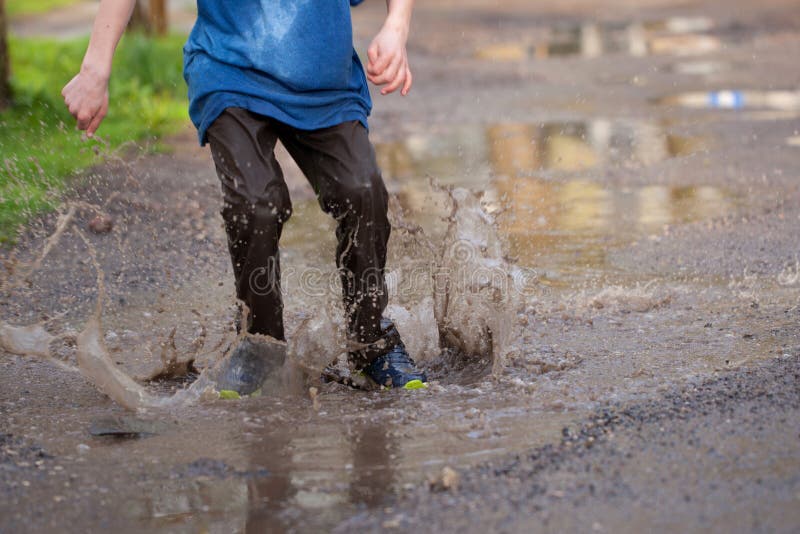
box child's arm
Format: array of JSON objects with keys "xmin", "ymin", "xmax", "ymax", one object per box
[
  {"xmin": 62, "ymin": 0, "xmax": 137, "ymax": 137},
  {"xmin": 367, "ymin": 0, "xmax": 415, "ymax": 96}
]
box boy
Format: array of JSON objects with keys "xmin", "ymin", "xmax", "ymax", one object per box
[{"xmin": 62, "ymin": 0, "xmax": 427, "ymax": 390}]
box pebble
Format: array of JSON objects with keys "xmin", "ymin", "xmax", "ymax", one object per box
[
  {"xmin": 382, "ymin": 515, "xmax": 403, "ymax": 529},
  {"xmin": 88, "ymin": 214, "xmax": 114, "ymax": 234},
  {"xmin": 309, "ymin": 387, "xmax": 321, "ymax": 411},
  {"xmin": 430, "ymin": 466, "xmax": 460, "ymax": 492}
]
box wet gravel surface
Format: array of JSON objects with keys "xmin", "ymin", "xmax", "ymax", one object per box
[
  {"xmin": 2, "ymin": 0, "xmax": 800, "ymax": 531},
  {"xmin": 343, "ymin": 354, "xmax": 800, "ymax": 533}
]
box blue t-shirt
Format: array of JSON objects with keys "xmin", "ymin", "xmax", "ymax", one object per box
[{"xmin": 183, "ymin": 0, "xmax": 371, "ymax": 145}]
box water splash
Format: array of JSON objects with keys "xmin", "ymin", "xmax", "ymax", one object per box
[
  {"xmin": 0, "ymin": 209, "xmax": 269, "ymax": 411},
  {"xmin": 1, "ymin": 180, "xmax": 529, "ymax": 409},
  {"xmin": 432, "ymin": 187, "xmax": 525, "ymax": 373}
]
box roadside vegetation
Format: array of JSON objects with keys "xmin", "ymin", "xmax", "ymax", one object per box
[
  {"xmin": 6, "ymin": 0, "xmax": 83, "ymax": 18},
  {"xmin": 0, "ymin": 33, "xmax": 189, "ymax": 244}
]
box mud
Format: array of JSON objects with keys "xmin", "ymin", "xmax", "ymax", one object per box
[
  {"xmin": 342, "ymin": 354, "xmax": 800, "ymax": 532},
  {"xmin": 2, "ymin": 0, "xmax": 800, "ymax": 531}
]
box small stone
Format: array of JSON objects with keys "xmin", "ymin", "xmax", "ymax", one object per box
[
  {"xmin": 309, "ymin": 387, "xmax": 321, "ymax": 411},
  {"xmin": 76, "ymin": 443, "xmax": 90, "ymax": 454},
  {"xmin": 429, "ymin": 466, "xmax": 460, "ymax": 492},
  {"xmin": 382, "ymin": 516, "xmax": 402, "ymax": 529},
  {"xmin": 88, "ymin": 214, "xmax": 113, "ymax": 234}
]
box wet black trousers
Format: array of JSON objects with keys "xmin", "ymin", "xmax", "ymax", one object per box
[{"xmin": 207, "ymin": 107, "xmax": 390, "ymax": 344}]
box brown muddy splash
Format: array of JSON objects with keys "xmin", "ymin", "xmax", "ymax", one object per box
[
  {"xmin": 431, "ymin": 187, "xmax": 526, "ymax": 373},
  {"xmin": 1, "ymin": 186, "xmax": 527, "ymax": 410}
]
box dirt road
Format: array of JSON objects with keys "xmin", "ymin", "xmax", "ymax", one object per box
[{"xmin": 1, "ymin": 0, "xmax": 799, "ymax": 531}]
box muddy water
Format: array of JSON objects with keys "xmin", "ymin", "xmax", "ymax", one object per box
[
  {"xmin": 89, "ymin": 394, "xmax": 576, "ymax": 531},
  {"xmin": 659, "ymin": 89, "xmax": 800, "ymax": 111},
  {"xmin": 474, "ymin": 16, "xmax": 723, "ymax": 61},
  {"xmin": 376, "ymin": 121, "xmax": 729, "ymax": 284},
  {"xmin": 1, "ymin": 112, "xmax": 772, "ymax": 529},
  {"xmin": 6, "ymin": 48, "xmax": 799, "ymax": 531},
  {"xmin": 377, "ymin": 120, "xmax": 705, "ymax": 181}
]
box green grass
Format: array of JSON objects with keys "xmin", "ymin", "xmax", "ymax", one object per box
[
  {"xmin": 7, "ymin": 0, "xmax": 83, "ymax": 18},
  {"xmin": 0, "ymin": 33, "xmax": 190, "ymax": 244}
]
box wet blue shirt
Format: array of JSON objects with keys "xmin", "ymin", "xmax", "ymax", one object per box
[{"xmin": 183, "ymin": 0, "xmax": 371, "ymax": 145}]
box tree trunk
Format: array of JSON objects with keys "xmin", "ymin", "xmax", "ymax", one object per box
[
  {"xmin": 149, "ymin": 0, "xmax": 167, "ymax": 36},
  {"xmin": 128, "ymin": 0, "xmax": 152, "ymax": 33},
  {"xmin": 0, "ymin": 0, "xmax": 11, "ymax": 109},
  {"xmin": 128, "ymin": 0, "xmax": 168, "ymax": 36}
]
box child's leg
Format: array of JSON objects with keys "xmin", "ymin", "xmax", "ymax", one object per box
[
  {"xmin": 206, "ymin": 108, "xmax": 292, "ymax": 340},
  {"xmin": 277, "ymin": 120, "xmax": 390, "ymax": 348}
]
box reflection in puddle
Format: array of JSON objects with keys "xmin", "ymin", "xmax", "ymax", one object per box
[
  {"xmin": 671, "ymin": 60, "xmax": 728, "ymax": 76},
  {"xmin": 493, "ymin": 180, "xmax": 731, "ymax": 280},
  {"xmin": 475, "ymin": 16, "xmax": 721, "ymax": 61},
  {"xmin": 125, "ymin": 399, "xmax": 574, "ymax": 531},
  {"xmin": 377, "ymin": 120, "xmax": 703, "ymax": 184},
  {"xmin": 378, "ymin": 121, "xmax": 727, "ymax": 283},
  {"xmin": 659, "ymin": 90, "xmax": 800, "ymax": 111}
]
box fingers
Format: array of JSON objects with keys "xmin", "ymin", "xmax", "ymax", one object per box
[
  {"xmin": 372, "ymin": 55, "xmax": 403, "ymax": 86},
  {"xmin": 86, "ymin": 100, "xmax": 108, "ymax": 137},
  {"xmin": 76, "ymin": 106, "xmax": 97, "ymax": 131},
  {"xmin": 370, "ymin": 56, "xmax": 413, "ymax": 97},
  {"xmin": 367, "ymin": 42, "xmax": 379, "ymax": 72},
  {"xmin": 63, "ymin": 81, "xmax": 76, "ymax": 114},
  {"xmin": 401, "ymin": 65, "xmax": 413, "ymax": 96},
  {"xmin": 69, "ymin": 94, "xmax": 102, "ymax": 133},
  {"xmin": 381, "ymin": 61, "xmax": 407, "ymax": 95},
  {"xmin": 367, "ymin": 45, "xmax": 392, "ymax": 78},
  {"xmin": 62, "ymin": 74, "xmax": 108, "ymax": 135},
  {"xmin": 62, "ymin": 74, "xmax": 78, "ymax": 100}
]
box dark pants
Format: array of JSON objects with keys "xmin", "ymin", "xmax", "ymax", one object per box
[{"xmin": 207, "ymin": 107, "xmax": 390, "ymax": 346}]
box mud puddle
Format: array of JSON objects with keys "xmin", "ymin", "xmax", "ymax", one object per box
[
  {"xmin": 3, "ymin": 175, "xmax": 765, "ymax": 531},
  {"xmin": 669, "ymin": 59, "xmax": 729, "ymax": 76},
  {"xmin": 376, "ymin": 120, "xmax": 730, "ymax": 283},
  {"xmin": 104, "ymin": 394, "xmax": 577, "ymax": 530},
  {"xmin": 0, "ymin": 172, "xmax": 749, "ymax": 531},
  {"xmin": 376, "ymin": 120, "xmax": 705, "ymax": 184},
  {"xmin": 658, "ymin": 89, "xmax": 800, "ymax": 111},
  {"xmin": 475, "ymin": 16, "xmax": 724, "ymax": 61},
  {"xmin": 0, "ymin": 116, "xmax": 784, "ymax": 531}
]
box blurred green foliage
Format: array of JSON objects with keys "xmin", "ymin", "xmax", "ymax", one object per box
[
  {"xmin": 0, "ymin": 33, "xmax": 189, "ymax": 245},
  {"xmin": 7, "ymin": 0, "xmax": 82, "ymax": 17}
]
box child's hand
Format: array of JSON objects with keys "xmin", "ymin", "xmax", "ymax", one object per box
[
  {"xmin": 62, "ymin": 63, "xmax": 110, "ymax": 137},
  {"xmin": 367, "ymin": 21, "xmax": 412, "ymax": 96}
]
